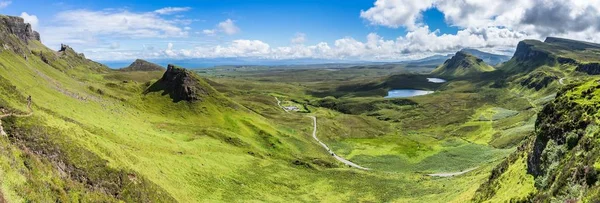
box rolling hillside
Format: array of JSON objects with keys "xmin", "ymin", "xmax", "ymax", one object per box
[
  {"xmin": 0, "ymin": 15, "xmax": 360, "ymax": 202},
  {"xmin": 432, "ymin": 51, "xmax": 495, "ymax": 77}
]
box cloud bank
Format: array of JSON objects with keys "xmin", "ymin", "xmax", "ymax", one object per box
[{"xmin": 34, "ymin": 1, "xmax": 600, "ymax": 61}]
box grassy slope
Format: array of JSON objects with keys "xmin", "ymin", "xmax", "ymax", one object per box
[
  {"xmin": 432, "ymin": 51, "xmax": 495, "ymax": 77},
  {"xmin": 0, "ymin": 32, "xmax": 491, "ymax": 202},
  {"xmin": 203, "ymin": 59, "xmax": 546, "ymax": 201},
  {"xmin": 473, "ymin": 38, "xmax": 600, "ymax": 202}
]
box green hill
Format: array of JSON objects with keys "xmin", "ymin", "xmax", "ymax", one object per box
[
  {"xmin": 0, "ymin": 15, "xmax": 351, "ymax": 202},
  {"xmin": 0, "ymin": 14, "xmax": 488, "ymax": 203},
  {"xmin": 431, "ymin": 51, "xmax": 495, "ymax": 77},
  {"xmin": 119, "ymin": 59, "xmax": 165, "ymax": 72}
]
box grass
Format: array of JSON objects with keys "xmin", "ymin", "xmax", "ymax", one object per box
[
  {"xmin": 482, "ymin": 156, "xmax": 536, "ymax": 202},
  {"xmin": 0, "ymin": 38, "xmax": 503, "ymax": 202},
  {"xmin": 3, "ymin": 26, "xmax": 599, "ymax": 202}
]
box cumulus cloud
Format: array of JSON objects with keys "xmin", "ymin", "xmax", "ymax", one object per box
[
  {"xmin": 291, "ymin": 33, "xmax": 306, "ymax": 44},
  {"xmin": 154, "ymin": 7, "xmax": 192, "ymax": 15},
  {"xmin": 361, "ymin": 0, "xmax": 600, "ymax": 42},
  {"xmin": 20, "ymin": 12, "xmax": 39, "ymax": 30},
  {"xmin": 71, "ymin": 0, "xmax": 600, "ymax": 62},
  {"xmin": 360, "ymin": 0, "xmax": 436, "ymax": 29},
  {"xmin": 0, "ymin": 1, "xmax": 11, "ymax": 9}
]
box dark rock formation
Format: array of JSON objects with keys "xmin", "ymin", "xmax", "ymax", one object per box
[
  {"xmin": 145, "ymin": 64, "xmax": 209, "ymax": 102},
  {"xmin": 557, "ymin": 57, "xmax": 576, "ymax": 64},
  {"xmin": 119, "ymin": 59, "xmax": 165, "ymax": 72},
  {"xmin": 527, "ymin": 84, "xmax": 594, "ymax": 177},
  {"xmin": 575, "ymin": 63, "xmax": 600, "ymax": 75},
  {"xmin": 513, "ymin": 41, "xmax": 554, "ymax": 63},
  {"xmin": 0, "ymin": 15, "xmax": 40, "ymax": 43},
  {"xmin": 519, "ymin": 71, "xmax": 558, "ymax": 91}
]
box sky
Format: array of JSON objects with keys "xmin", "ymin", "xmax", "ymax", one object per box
[{"xmin": 3, "ymin": 0, "xmax": 600, "ymax": 62}]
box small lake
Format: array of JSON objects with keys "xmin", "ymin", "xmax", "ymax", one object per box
[
  {"xmin": 427, "ymin": 78, "xmax": 447, "ymax": 83},
  {"xmin": 385, "ymin": 89, "xmax": 434, "ymax": 98}
]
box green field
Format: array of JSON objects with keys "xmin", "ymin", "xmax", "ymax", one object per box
[{"xmin": 0, "ymin": 13, "xmax": 600, "ymax": 202}]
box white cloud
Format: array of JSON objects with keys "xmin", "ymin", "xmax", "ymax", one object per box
[
  {"xmin": 68, "ymin": 0, "xmax": 600, "ymax": 62},
  {"xmin": 360, "ymin": 0, "xmax": 436, "ymax": 29},
  {"xmin": 20, "ymin": 12, "xmax": 39, "ymax": 30},
  {"xmin": 202, "ymin": 19, "xmax": 240, "ymax": 36},
  {"xmin": 154, "ymin": 7, "xmax": 191, "ymax": 15},
  {"xmin": 291, "ymin": 33, "xmax": 306, "ymax": 44},
  {"xmin": 361, "ymin": 0, "xmax": 600, "ymax": 42},
  {"xmin": 164, "ymin": 42, "xmax": 176, "ymax": 57},
  {"xmin": 202, "ymin": 29, "xmax": 217, "ymax": 36},
  {"xmin": 217, "ymin": 19, "xmax": 240, "ymax": 35},
  {"xmin": 40, "ymin": 9, "xmax": 189, "ymax": 48},
  {"xmin": 0, "ymin": 1, "xmax": 11, "ymax": 9},
  {"xmin": 109, "ymin": 42, "xmax": 120, "ymax": 49}
]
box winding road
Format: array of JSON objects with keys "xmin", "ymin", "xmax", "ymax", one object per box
[
  {"xmin": 308, "ymin": 116, "xmax": 369, "ymax": 170},
  {"xmin": 274, "ymin": 97, "xmax": 289, "ymax": 113},
  {"xmin": 274, "ymin": 98, "xmax": 478, "ymax": 175},
  {"xmin": 559, "ymin": 77, "xmax": 565, "ymax": 85}
]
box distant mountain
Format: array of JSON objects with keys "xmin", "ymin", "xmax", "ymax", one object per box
[
  {"xmin": 460, "ymin": 48, "xmax": 511, "ymax": 66},
  {"xmin": 402, "ymin": 49, "xmax": 510, "ymax": 67},
  {"xmin": 119, "ymin": 59, "xmax": 165, "ymax": 72},
  {"xmin": 431, "ymin": 51, "xmax": 495, "ymax": 77}
]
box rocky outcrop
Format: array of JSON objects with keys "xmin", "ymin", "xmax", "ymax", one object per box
[
  {"xmin": 119, "ymin": 59, "xmax": 165, "ymax": 72},
  {"xmin": 513, "ymin": 41, "xmax": 554, "ymax": 63},
  {"xmin": 145, "ymin": 64, "xmax": 210, "ymax": 102},
  {"xmin": 557, "ymin": 57, "xmax": 577, "ymax": 64},
  {"xmin": 575, "ymin": 63, "xmax": 600, "ymax": 75},
  {"xmin": 0, "ymin": 15, "xmax": 40, "ymax": 43},
  {"xmin": 519, "ymin": 71, "xmax": 558, "ymax": 91}
]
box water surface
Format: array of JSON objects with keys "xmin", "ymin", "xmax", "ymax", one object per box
[
  {"xmin": 385, "ymin": 89, "xmax": 434, "ymax": 98},
  {"xmin": 427, "ymin": 78, "xmax": 447, "ymax": 83}
]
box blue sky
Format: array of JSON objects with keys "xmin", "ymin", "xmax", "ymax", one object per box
[{"xmin": 2, "ymin": 0, "xmax": 600, "ymax": 62}]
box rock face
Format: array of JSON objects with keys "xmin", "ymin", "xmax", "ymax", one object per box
[
  {"xmin": 575, "ymin": 63, "xmax": 600, "ymax": 75},
  {"xmin": 0, "ymin": 15, "xmax": 40, "ymax": 43},
  {"xmin": 119, "ymin": 59, "xmax": 165, "ymax": 72},
  {"xmin": 513, "ymin": 41, "xmax": 553, "ymax": 63},
  {"xmin": 145, "ymin": 64, "xmax": 209, "ymax": 102}
]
